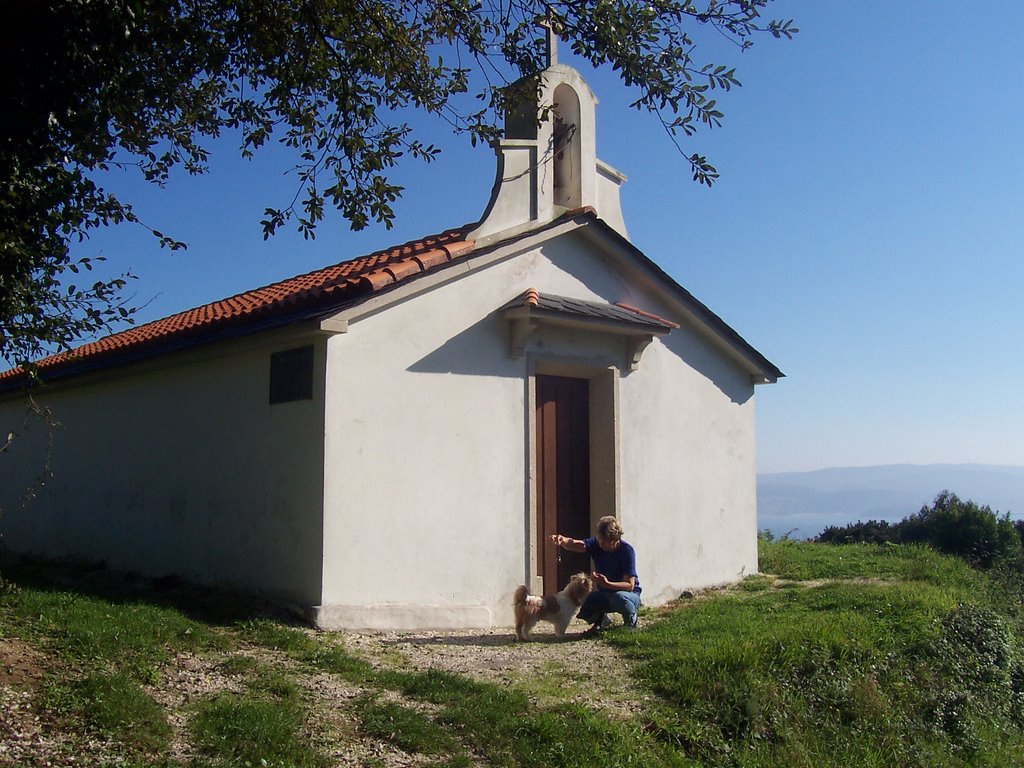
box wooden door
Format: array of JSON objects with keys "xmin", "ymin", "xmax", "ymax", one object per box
[{"xmin": 535, "ymin": 375, "xmax": 591, "ymax": 595}]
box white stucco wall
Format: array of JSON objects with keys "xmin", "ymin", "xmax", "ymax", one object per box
[
  {"xmin": 317, "ymin": 229, "xmax": 759, "ymax": 629},
  {"xmin": 0, "ymin": 328, "xmax": 327, "ymax": 606}
]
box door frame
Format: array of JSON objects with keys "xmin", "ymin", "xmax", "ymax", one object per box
[{"xmin": 525, "ymin": 354, "xmax": 620, "ymax": 596}]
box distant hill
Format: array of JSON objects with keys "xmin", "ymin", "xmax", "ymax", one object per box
[{"xmin": 757, "ymin": 464, "xmax": 1024, "ymax": 539}]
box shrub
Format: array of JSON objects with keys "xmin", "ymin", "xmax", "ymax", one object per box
[
  {"xmin": 816, "ymin": 491, "xmax": 1023, "ymax": 570},
  {"xmin": 920, "ymin": 603, "xmax": 1024, "ymax": 755},
  {"xmin": 818, "ymin": 519, "xmax": 900, "ymax": 545}
]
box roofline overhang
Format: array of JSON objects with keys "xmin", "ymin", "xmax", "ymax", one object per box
[
  {"xmin": 0, "ymin": 305, "xmax": 340, "ymax": 395},
  {"xmin": 321, "ymin": 214, "xmax": 588, "ymax": 327},
  {"xmin": 324, "ymin": 210, "xmax": 783, "ymax": 384},
  {"xmin": 3, "ymin": 209, "xmax": 782, "ymax": 392}
]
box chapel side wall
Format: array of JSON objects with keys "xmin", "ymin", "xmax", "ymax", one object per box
[{"xmin": 0, "ymin": 333, "xmax": 326, "ymax": 605}]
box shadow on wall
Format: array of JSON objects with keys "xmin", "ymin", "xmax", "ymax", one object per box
[
  {"xmin": 407, "ymin": 306, "xmax": 753, "ymax": 407},
  {"xmin": 659, "ymin": 324, "xmax": 754, "ymax": 406},
  {"xmin": 407, "ymin": 310, "xmax": 515, "ymax": 378}
]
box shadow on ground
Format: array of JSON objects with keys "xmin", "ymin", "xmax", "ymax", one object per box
[
  {"xmin": 0, "ymin": 550, "xmax": 297, "ymax": 627},
  {"xmin": 381, "ymin": 630, "xmax": 592, "ymax": 648}
]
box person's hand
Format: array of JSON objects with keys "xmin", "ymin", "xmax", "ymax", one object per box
[
  {"xmin": 549, "ymin": 534, "xmax": 563, "ymax": 546},
  {"xmin": 592, "ymin": 572, "xmax": 610, "ymax": 588}
]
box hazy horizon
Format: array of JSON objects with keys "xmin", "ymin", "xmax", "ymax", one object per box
[
  {"xmin": 757, "ymin": 462, "xmax": 1024, "ymax": 539},
  {"xmin": 761, "ymin": 461, "xmax": 1024, "ymax": 476}
]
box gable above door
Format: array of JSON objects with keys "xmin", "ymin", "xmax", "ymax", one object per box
[{"xmin": 501, "ymin": 288, "xmax": 677, "ymax": 372}]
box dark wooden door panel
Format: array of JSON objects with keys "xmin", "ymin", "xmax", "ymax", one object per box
[{"xmin": 536, "ymin": 375, "xmax": 591, "ymax": 595}]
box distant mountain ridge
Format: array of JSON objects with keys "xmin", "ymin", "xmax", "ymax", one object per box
[{"xmin": 757, "ymin": 464, "xmax": 1024, "ymax": 540}]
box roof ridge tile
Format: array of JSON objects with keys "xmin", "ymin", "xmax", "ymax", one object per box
[{"xmin": 614, "ymin": 302, "xmax": 680, "ymax": 329}]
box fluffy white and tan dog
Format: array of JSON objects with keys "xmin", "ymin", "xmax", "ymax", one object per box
[{"xmin": 513, "ymin": 572, "xmax": 593, "ymax": 641}]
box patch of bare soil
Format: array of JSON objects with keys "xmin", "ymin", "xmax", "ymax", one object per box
[{"xmin": 0, "ymin": 637, "xmax": 44, "ymax": 690}]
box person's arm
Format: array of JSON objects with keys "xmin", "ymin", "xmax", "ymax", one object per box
[
  {"xmin": 592, "ymin": 573, "xmax": 636, "ymax": 592},
  {"xmin": 549, "ymin": 533, "xmax": 587, "ymax": 553}
]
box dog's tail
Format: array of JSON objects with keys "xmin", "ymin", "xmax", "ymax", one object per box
[{"xmin": 513, "ymin": 585, "xmax": 529, "ymax": 606}]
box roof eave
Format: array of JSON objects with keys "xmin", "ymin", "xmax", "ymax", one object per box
[{"xmin": 0, "ymin": 303, "xmax": 343, "ymax": 394}]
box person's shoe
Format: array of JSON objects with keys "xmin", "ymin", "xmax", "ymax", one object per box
[
  {"xmin": 625, "ymin": 613, "xmax": 639, "ymax": 630},
  {"xmin": 582, "ymin": 615, "xmax": 613, "ymax": 636}
]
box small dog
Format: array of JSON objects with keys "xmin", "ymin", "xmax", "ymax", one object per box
[{"xmin": 513, "ymin": 572, "xmax": 593, "ymax": 641}]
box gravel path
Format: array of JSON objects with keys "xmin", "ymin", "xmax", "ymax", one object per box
[{"xmin": 1, "ymin": 621, "xmax": 651, "ymax": 767}]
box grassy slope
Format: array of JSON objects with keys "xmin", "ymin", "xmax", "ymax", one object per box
[
  {"xmin": 608, "ymin": 543, "xmax": 1024, "ymax": 767},
  {"xmin": 2, "ymin": 542, "xmax": 1024, "ymax": 767}
]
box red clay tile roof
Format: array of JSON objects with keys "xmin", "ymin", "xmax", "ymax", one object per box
[
  {"xmin": 613, "ymin": 302, "xmax": 680, "ymax": 329},
  {"xmin": 3, "ymin": 226, "xmax": 475, "ymax": 384}
]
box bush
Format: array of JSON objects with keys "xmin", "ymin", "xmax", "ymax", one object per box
[
  {"xmin": 818, "ymin": 519, "xmax": 900, "ymax": 545},
  {"xmin": 922, "ymin": 603, "xmax": 1024, "ymax": 755},
  {"xmin": 816, "ymin": 491, "xmax": 1023, "ymax": 570}
]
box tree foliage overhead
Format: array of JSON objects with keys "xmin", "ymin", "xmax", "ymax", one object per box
[{"xmin": 0, "ymin": 0, "xmax": 796, "ymax": 371}]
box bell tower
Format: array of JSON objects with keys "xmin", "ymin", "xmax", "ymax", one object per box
[{"xmin": 468, "ymin": 40, "xmax": 629, "ymax": 243}]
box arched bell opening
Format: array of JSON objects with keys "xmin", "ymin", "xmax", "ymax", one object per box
[{"xmin": 552, "ymin": 83, "xmax": 582, "ymax": 209}]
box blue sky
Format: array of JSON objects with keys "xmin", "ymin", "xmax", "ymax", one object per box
[{"xmin": 75, "ymin": 1, "xmax": 1024, "ymax": 474}]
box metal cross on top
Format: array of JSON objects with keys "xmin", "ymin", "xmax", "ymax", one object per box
[{"xmin": 538, "ymin": 9, "xmax": 559, "ymax": 67}]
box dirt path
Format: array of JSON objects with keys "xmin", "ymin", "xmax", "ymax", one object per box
[{"xmin": 1, "ymin": 622, "xmax": 649, "ymax": 768}]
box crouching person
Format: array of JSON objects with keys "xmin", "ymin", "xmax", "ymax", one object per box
[{"xmin": 548, "ymin": 515, "xmax": 641, "ymax": 634}]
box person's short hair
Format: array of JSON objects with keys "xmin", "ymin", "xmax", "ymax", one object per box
[{"xmin": 596, "ymin": 516, "xmax": 623, "ymax": 541}]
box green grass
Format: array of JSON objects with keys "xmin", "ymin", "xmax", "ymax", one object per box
[
  {"xmin": 191, "ymin": 692, "xmax": 323, "ymax": 768},
  {"xmin": 246, "ymin": 667, "xmax": 303, "ymax": 700},
  {"xmin": 6, "ymin": 543, "xmax": 1024, "ymax": 767},
  {"xmin": 218, "ymin": 654, "xmax": 259, "ymax": 677},
  {"xmin": 41, "ymin": 670, "xmax": 171, "ymax": 755},
  {"xmin": 358, "ymin": 696, "xmax": 464, "ymax": 756},
  {"xmin": 0, "ymin": 557, "xmax": 231, "ymax": 763},
  {"xmin": 1, "ymin": 566, "xmax": 226, "ymax": 679},
  {"xmin": 8, "ymin": 586, "xmax": 223, "ymax": 664},
  {"xmin": 602, "ymin": 541, "xmax": 1024, "ymax": 767},
  {"xmin": 305, "ymin": 641, "xmax": 378, "ymax": 680},
  {"xmin": 235, "ymin": 617, "xmax": 317, "ymax": 653},
  {"xmin": 388, "ymin": 669, "xmax": 684, "ymax": 768},
  {"xmin": 759, "ymin": 538, "xmax": 982, "ymax": 586},
  {"xmin": 191, "ymin": 623, "xmax": 326, "ymax": 766},
  {"xmin": 235, "ymin": 615, "xmax": 382, "ymax": 682}
]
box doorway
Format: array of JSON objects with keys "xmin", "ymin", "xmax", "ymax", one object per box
[{"xmin": 535, "ymin": 374, "xmax": 592, "ymax": 595}]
